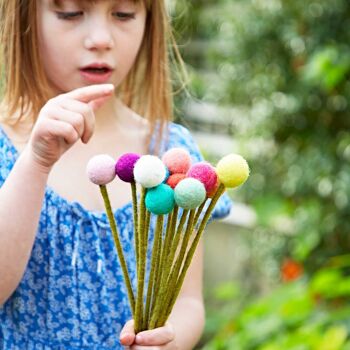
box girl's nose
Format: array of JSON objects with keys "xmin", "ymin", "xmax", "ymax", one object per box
[{"xmin": 84, "ymin": 22, "xmax": 114, "ymax": 51}]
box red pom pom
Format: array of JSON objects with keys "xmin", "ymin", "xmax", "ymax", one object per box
[{"xmin": 166, "ymin": 173, "xmax": 186, "ymax": 189}]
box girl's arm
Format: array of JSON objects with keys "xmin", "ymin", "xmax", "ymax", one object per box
[
  {"xmin": 120, "ymin": 239, "xmax": 205, "ymax": 350},
  {"xmin": 0, "ymin": 150, "xmax": 50, "ymax": 305},
  {"xmin": 0, "ymin": 84, "xmax": 114, "ymax": 305}
]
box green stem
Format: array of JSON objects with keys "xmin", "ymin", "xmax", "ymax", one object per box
[
  {"xmin": 131, "ymin": 182, "xmax": 139, "ymax": 276},
  {"xmin": 163, "ymin": 184, "xmax": 226, "ymax": 322},
  {"xmin": 193, "ymin": 200, "xmax": 207, "ymax": 227},
  {"xmin": 148, "ymin": 209, "xmax": 189, "ymax": 329},
  {"xmin": 156, "ymin": 209, "xmax": 196, "ymax": 327},
  {"xmin": 150, "ymin": 213, "xmax": 170, "ymax": 318},
  {"xmin": 166, "ymin": 206, "xmax": 179, "ymax": 257},
  {"xmin": 135, "ymin": 187, "xmax": 147, "ymax": 333},
  {"xmin": 141, "ymin": 210, "xmax": 151, "ymax": 330},
  {"xmin": 99, "ymin": 185, "xmax": 135, "ymax": 316},
  {"xmin": 157, "ymin": 211, "xmax": 174, "ymax": 291},
  {"xmin": 144, "ymin": 215, "xmax": 164, "ymax": 329}
]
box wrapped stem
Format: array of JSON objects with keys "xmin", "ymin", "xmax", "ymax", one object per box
[
  {"xmin": 149, "ymin": 211, "xmax": 172, "ymax": 320},
  {"xmin": 131, "ymin": 182, "xmax": 139, "ymax": 275},
  {"xmin": 156, "ymin": 210, "xmax": 174, "ymax": 293},
  {"xmin": 162, "ymin": 184, "xmax": 225, "ymax": 323},
  {"xmin": 135, "ymin": 187, "xmax": 147, "ymax": 333},
  {"xmin": 141, "ymin": 210, "xmax": 151, "ymax": 330},
  {"xmin": 156, "ymin": 209, "xmax": 196, "ymax": 327},
  {"xmin": 148, "ymin": 209, "xmax": 189, "ymax": 329},
  {"xmin": 99, "ymin": 185, "xmax": 135, "ymax": 316},
  {"xmin": 144, "ymin": 215, "xmax": 164, "ymax": 329}
]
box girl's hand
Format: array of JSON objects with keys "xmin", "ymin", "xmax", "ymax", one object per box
[
  {"xmin": 27, "ymin": 84, "xmax": 114, "ymax": 172},
  {"xmin": 120, "ymin": 320, "xmax": 178, "ymax": 350}
]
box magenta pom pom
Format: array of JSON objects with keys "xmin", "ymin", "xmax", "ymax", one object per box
[
  {"xmin": 115, "ymin": 153, "xmax": 140, "ymax": 183},
  {"xmin": 86, "ymin": 154, "xmax": 116, "ymax": 185},
  {"xmin": 187, "ymin": 162, "xmax": 218, "ymax": 195},
  {"xmin": 162, "ymin": 148, "xmax": 192, "ymax": 175}
]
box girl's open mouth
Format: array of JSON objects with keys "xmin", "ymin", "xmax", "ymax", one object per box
[{"xmin": 80, "ymin": 66, "xmax": 114, "ymax": 83}]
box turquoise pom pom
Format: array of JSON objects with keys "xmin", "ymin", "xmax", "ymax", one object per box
[
  {"xmin": 174, "ymin": 178, "xmax": 206, "ymax": 209},
  {"xmin": 145, "ymin": 184, "xmax": 175, "ymax": 215}
]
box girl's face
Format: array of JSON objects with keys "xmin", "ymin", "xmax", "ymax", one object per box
[{"xmin": 37, "ymin": 0, "xmax": 147, "ymax": 94}]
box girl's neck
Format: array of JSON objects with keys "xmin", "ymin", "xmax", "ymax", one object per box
[{"xmin": 94, "ymin": 96, "xmax": 149, "ymax": 138}]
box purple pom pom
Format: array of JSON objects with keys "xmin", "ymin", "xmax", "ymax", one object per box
[{"xmin": 115, "ymin": 153, "xmax": 140, "ymax": 183}]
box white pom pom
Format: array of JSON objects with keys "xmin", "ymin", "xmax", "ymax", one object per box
[{"xmin": 134, "ymin": 155, "xmax": 166, "ymax": 188}]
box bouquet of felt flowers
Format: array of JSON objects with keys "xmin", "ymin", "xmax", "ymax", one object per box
[{"xmin": 86, "ymin": 148, "xmax": 249, "ymax": 333}]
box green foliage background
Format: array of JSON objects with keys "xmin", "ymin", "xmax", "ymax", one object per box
[{"xmin": 172, "ymin": 0, "xmax": 350, "ymax": 348}]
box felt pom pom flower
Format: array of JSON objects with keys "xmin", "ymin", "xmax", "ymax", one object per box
[
  {"xmin": 187, "ymin": 162, "xmax": 218, "ymax": 195},
  {"xmin": 86, "ymin": 154, "xmax": 135, "ymax": 315},
  {"xmin": 174, "ymin": 178, "xmax": 206, "ymax": 209},
  {"xmin": 145, "ymin": 184, "xmax": 175, "ymax": 215},
  {"xmin": 166, "ymin": 173, "xmax": 186, "ymax": 189},
  {"xmin": 207, "ymin": 178, "xmax": 219, "ymax": 198},
  {"xmin": 87, "ymin": 148, "xmax": 250, "ymax": 334},
  {"xmin": 115, "ymin": 153, "xmax": 140, "ymax": 183},
  {"xmin": 162, "ymin": 148, "xmax": 192, "ymax": 174},
  {"xmin": 134, "ymin": 155, "xmax": 167, "ymax": 188},
  {"xmin": 216, "ymin": 154, "xmax": 250, "ymax": 188},
  {"xmin": 86, "ymin": 154, "xmax": 116, "ymax": 185}
]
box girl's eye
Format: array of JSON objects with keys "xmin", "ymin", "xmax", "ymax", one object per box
[
  {"xmin": 55, "ymin": 11, "xmax": 83, "ymax": 20},
  {"xmin": 113, "ymin": 12, "xmax": 136, "ymax": 21}
]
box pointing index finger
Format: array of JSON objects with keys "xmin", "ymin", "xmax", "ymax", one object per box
[{"xmin": 65, "ymin": 84, "xmax": 115, "ymax": 103}]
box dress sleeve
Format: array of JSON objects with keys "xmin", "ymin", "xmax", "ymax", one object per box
[{"xmin": 164, "ymin": 122, "xmax": 232, "ymax": 220}]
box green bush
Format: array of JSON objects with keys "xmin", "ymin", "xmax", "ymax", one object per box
[
  {"xmin": 175, "ymin": 0, "xmax": 350, "ymax": 272},
  {"xmin": 202, "ymin": 256, "xmax": 350, "ymax": 350}
]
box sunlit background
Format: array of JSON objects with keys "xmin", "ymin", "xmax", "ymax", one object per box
[{"xmin": 171, "ymin": 0, "xmax": 350, "ymax": 349}]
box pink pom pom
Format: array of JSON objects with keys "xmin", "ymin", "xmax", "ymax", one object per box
[
  {"xmin": 86, "ymin": 154, "xmax": 116, "ymax": 185},
  {"xmin": 187, "ymin": 162, "xmax": 218, "ymax": 195},
  {"xmin": 162, "ymin": 148, "xmax": 191, "ymax": 175}
]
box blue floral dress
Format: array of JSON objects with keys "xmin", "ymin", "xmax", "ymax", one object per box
[{"xmin": 0, "ymin": 122, "xmax": 231, "ymax": 349}]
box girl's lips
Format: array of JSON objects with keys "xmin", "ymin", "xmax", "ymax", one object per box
[{"xmin": 80, "ymin": 68, "xmax": 113, "ymax": 83}]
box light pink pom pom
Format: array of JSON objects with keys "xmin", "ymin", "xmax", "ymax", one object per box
[
  {"xmin": 162, "ymin": 148, "xmax": 192, "ymax": 175},
  {"xmin": 86, "ymin": 154, "xmax": 116, "ymax": 185}
]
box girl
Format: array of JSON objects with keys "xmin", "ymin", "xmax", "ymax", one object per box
[{"xmin": 0, "ymin": 0, "xmax": 231, "ymax": 349}]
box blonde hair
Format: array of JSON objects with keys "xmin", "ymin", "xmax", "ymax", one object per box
[{"xmin": 0, "ymin": 0, "xmax": 187, "ymax": 150}]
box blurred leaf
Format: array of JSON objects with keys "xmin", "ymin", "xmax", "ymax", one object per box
[
  {"xmin": 318, "ymin": 326, "xmax": 348, "ymax": 350},
  {"xmin": 213, "ymin": 281, "xmax": 240, "ymax": 301},
  {"xmin": 303, "ymin": 47, "xmax": 350, "ymax": 91},
  {"xmin": 312, "ymin": 269, "xmax": 341, "ymax": 292}
]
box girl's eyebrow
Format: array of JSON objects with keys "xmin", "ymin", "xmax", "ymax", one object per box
[{"xmin": 52, "ymin": 0, "xmax": 140, "ymax": 9}]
